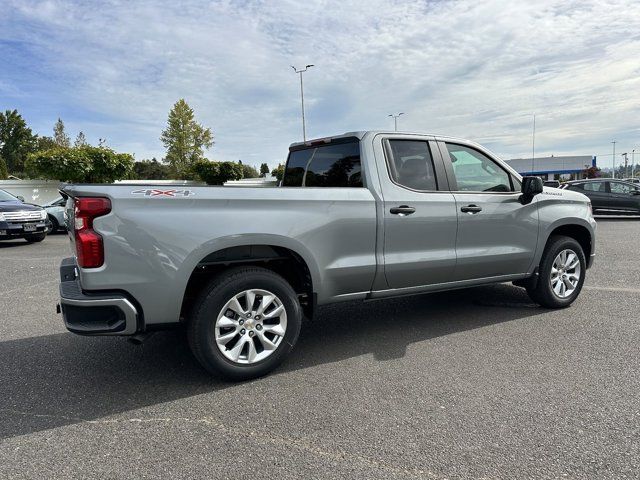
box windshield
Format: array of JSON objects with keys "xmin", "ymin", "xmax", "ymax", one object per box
[{"xmin": 0, "ymin": 189, "xmax": 19, "ymax": 202}]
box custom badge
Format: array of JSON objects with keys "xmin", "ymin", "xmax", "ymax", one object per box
[{"xmin": 131, "ymin": 189, "xmax": 195, "ymax": 197}]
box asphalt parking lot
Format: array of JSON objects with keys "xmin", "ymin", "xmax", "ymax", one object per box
[{"xmin": 1, "ymin": 221, "xmax": 639, "ymax": 480}]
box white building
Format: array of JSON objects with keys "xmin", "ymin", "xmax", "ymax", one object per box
[{"xmin": 505, "ymin": 155, "xmax": 595, "ymax": 180}]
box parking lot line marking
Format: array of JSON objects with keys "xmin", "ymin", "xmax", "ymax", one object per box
[
  {"xmin": 0, "ymin": 407, "xmax": 440, "ymax": 479},
  {"xmin": 583, "ymin": 285, "xmax": 640, "ymax": 294}
]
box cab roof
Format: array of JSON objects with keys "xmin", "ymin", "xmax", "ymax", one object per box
[{"xmin": 288, "ymin": 130, "xmax": 472, "ymax": 150}]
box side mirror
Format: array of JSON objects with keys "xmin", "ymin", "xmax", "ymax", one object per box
[
  {"xmin": 520, "ymin": 176, "xmax": 543, "ymax": 204},
  {"xmin": 16, "ymin": 195, "xmax": 25, "ymax": 202}
]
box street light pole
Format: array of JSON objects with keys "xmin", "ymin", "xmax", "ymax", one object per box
[
  {"xmin": 632, "ymin": 149, "xmax": 636, "ymax": 179},
  {"xmin": 388, "ymin": 113, "xmax": 404, "ymax": 131},
  {"xmin": 611, "ymin": 141, "xmax": 616, "ymax": 179},
  {"xmin": 291, "ymin": 64, "xmax": 314, "ymax": 141},
  {"xmin": 531, "ymin": 113, "xmax": 536, "ymax": 174}
]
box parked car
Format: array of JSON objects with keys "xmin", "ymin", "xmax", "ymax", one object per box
[
  {"xmin": 543, "ymin": 180, "xmax": 561, "ymax": 188},
  {"xmin": 560, "ymin": 179, "xmax": 640, "ymax": 215},
  {"xmin": 623, "ymin": 177, "xmax": 640, "ymax": 185},
  {"xmin": 0, "ymin": 189, "xmax": 50, "ymax": 242},
  {"xmin": 58, "ymin": 131, "xmax": 596, "ymax": 380},
  {"xmin": 43, "ymin": 196, "xmax": 67, "ymax": 233}
]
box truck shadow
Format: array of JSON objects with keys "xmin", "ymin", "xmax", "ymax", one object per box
[{"xmin": 0, "ymin": 284, "xmax": 541, "ymax": 441}]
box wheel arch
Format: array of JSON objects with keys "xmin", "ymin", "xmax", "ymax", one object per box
[
  {"xmin": 542, "ymin": 220, "xmax": 594, "ymax": 268},
  {"xmin": 179, "ymin": 235, "xmax": 320, "ymax": 321}
]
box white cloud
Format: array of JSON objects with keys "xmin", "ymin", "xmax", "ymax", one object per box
[{"xmin": 2, "ymin": 0, "xmax": 639, "ymax": 169}]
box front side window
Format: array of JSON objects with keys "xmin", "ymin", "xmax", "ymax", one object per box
[
  {"xmin": 386, "ymin": 140, "xmax": 437, "ymax": 191},
  {"xmin": 610, "ymin": 182, "xmax": 636, "ymax": 194},
  {"xmin": 282, "ymin": 140, "xmax": 362, "ymax": 187},
  {"xmin": 446, "ymin": 143, "xmax": 512, "ymax": 192},
  {"xmin": 583, "ymin": 182, "xmax": 606, "ymax": 192}
]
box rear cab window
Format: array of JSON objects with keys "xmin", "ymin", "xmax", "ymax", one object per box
[{"xmin": 282, "ymin": 138, "xmax": 363, "ymax": 187}]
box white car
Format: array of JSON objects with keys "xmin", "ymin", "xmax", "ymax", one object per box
[{"xmin": 43, "ymin": 197, "xmax": 67, "ymax": 232}]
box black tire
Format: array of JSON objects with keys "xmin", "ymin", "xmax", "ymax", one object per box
[
  {"xmin": 24, "ymin": 232, "xmax": 47, "ymax": 243},
  {"xmin": 48, "ymin": 215, "xmax": 59, "ymax": 233},
  {"xmin": 526, "ymin": 235, "xmax": 586, "ymax": 308},
  {"xmin": 188, "ymin": 266, "xmax": 302, "ymax": 381}
]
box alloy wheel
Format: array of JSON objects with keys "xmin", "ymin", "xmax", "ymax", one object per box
[
  {"xmin": 214, "ymin": 289, "xmax": 287, "ymax": 364},
  {"xmin": 550, "ymin": 249, "xmax": 581, "ymax": 299}
]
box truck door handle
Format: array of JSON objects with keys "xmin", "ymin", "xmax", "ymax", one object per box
[
  {"xmin": 390, "ymin": 205, "xmax": 416, "ymax": 216},
  {"xmin": 460, "ymin": 204, "xmax": 482, "ymax": 214}
]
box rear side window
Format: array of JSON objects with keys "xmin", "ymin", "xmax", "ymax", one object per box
[
  {"xmin": 610, "ymin": 182, "xmax": 636, "ymax": 194},
  {"xmin": 282, "ymin": 140, "xmax": 362, "ymax": 187},
  {"xmin": 386, "ymin": 140, "xmax": 437, "ymax": 191}
]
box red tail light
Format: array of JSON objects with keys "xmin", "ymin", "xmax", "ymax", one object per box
[{"xmin": 74, "ymin": 197, "xmax": 111, "ymax": 268}]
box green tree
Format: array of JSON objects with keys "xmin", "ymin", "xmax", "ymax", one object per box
[
  {"xmin": 271, "ymin": 163, "xmax": 284, "ymax": 181},
  {"xmin": 260, "ymin": 163, "xmax": 270, "ymax": 177},
  {"xmin": 36, "ymin": 136, "xmax": 57, "ymax": 151},
  {"xmin": 238, "ymin": 160, "xmax": 258, "ymax": 178},
  {"xmin": 192, "ymin": 160, "xmax": 242, "ymax": 185},
  {"xmin": 74, "ymin": 131, "xmax": 88, "ymax": 148},
  {"xmin": 26, "ymin": 146, "xmax": 134, "ymax": 183},
  {"xmin": 0, "ymin": 155, "xmax": 8, "ymax": 180},
  {"xmin": 132, "ymin": 158, "xmax": 171, "ymax": 180},
  {"xmin": 160, "ymin": 99, "xmax": 213, "ymax": 177},
  {"xmin": 53, "ymin": 118, "xmax": 70, "ymax": 147},
  {"xmin": 0, "ymin": 109, "xmax": 37, "ymax": 172}
]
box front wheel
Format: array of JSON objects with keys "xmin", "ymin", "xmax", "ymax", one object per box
[
  {"xmin": 24, "ymin": 233, "xmax": 47, "ymax": 243},
  {"xmin": 47, "ymin": 215, "xmax": 59, "ymax": 233},
  {"xmin": 526, "ymin": 235, "xmax": 586, "ymax": 308},
  {"xmin": 188, "ymin": 266, "xmax": 302, "ymax": 380}
]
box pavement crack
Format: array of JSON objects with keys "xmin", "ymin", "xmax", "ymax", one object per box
[{"xmin": 1, "ymin": 408, "xmax": 439, "ymax": 478}]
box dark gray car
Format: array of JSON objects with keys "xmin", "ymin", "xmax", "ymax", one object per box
[{"xmin": 561, "ymin": 179, "xmax": 640, "ymax": 215}]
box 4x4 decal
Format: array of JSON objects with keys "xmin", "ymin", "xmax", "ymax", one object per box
[{"xmin": 131, "ymin": 189, "xmax": 195, "ymax": 197}]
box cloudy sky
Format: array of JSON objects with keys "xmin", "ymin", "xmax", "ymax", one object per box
[{"xmin": 2, "ymin": 0, "xmax": 639, "ymax": 170}]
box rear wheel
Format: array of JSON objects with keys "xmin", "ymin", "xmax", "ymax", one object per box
[
  {"xmin": 47, "ymin": 215, "xmax": 59, "ymax": 233},
  {"xmin": 24, "ymin": 233, "xmax": 46, "ymax": 243},
  {"xmin": 526, "ymin": 235, "xmax": 586, "ymax": 308},
  {"xmin": 188, "ymin": 266, "xmax": 302, "ymax": 380}
]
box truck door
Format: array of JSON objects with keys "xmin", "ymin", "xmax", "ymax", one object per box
[
  {"xmin": 438, "ymin": 141, "xmax": 539, "ymax": 281},
  {"xmin": 378, "ymin": 137, "xmax": 458, "ymax": 289}
]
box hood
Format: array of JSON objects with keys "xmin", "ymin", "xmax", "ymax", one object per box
[
  {"xmin": 541, "ymin": 186, "xmax": 589, "ymax": 203},
  {"xmin": 0, "ymin": 201, "xmax": 43, "ymax": 212}
]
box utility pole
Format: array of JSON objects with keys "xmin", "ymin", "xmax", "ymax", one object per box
[
  {"xmin": 622, "ymin": 152, "xmax": 628, "ymax": 178},
  {"xmin": 291, "ymin": 64, "xmax": 314, "ymax": 141},
  {"xmin": 531, "ymin": 114, "xmax": 536, "ymax": 174},
  {"xmin": 388, "ymin": 113, "xmax": 404, "ymax": 131},
  {"xmin": 632, "ymin": 149, "xmax": 636, "ymax": 179},
  {"xmin": 611, "ymin": 141, "xmax": 616, "ymax": 179}
]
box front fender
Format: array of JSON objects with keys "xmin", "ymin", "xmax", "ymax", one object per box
[{"xmin": 531, "ymin": 193, "xmax": 596, "ymax": 271}]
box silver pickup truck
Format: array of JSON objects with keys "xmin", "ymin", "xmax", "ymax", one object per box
[{"xmin": 58, "ymin": 131, "xmax": 596, "ymax": 380}]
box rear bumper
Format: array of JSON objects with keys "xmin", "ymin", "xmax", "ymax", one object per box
[{"xmin": 58, "ymin": 257, "xmax": 139, "ymax": 335}]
